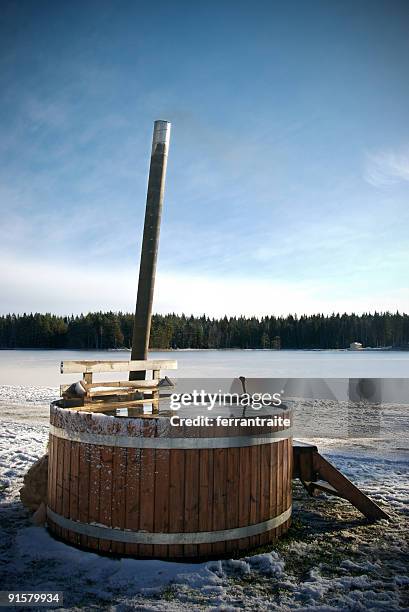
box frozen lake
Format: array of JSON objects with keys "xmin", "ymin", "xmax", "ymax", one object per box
[
  {"xmin": 0, "ymin": 349, "xmax": 408, "ymax": 459},
  {"xmin": 1, "ymin": 348, "xmax": 409, "ymax": 385}
]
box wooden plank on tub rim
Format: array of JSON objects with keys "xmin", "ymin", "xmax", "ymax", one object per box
[{"xmin": 61, "ymin": 359, "xmax": 177, "ymax": 374}]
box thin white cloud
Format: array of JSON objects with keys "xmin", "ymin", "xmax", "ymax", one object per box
[
  {"xmin": 0, "ymin": 255, "xmax": 408, "ymax": 317},
  {"xmin": 364, "ymin": 149, "xmax": 409, "ymax": 188}
]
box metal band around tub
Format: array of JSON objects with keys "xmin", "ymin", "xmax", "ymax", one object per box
[
  {"xmin": 47, "ymin": 506, "xmax": 292, "ymax": 545},
  {"xmin": 49, "ymin": 424, "xmax": 292, "ymax": 449}
]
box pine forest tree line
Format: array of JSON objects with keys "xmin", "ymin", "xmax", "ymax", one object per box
[{"xmin": 0, "ymin": 311, "xmax": 408, "ymax": 350}]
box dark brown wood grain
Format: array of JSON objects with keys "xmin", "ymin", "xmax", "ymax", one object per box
[
  {"xmin": 54, "ymin": 436, "xmax": 63, "ymax": 540},
  {"xmin": 69, "ymin": 441, "xmax": 80, "ymax": 546},
  {"xmin": 153, "ymin": 448, "xmax": 170, "ymax": 558},
  {"xmin": 98, "ymin": 445, "xmax": 113, "ymax": 552},
  {"xmin": 249, "ymin": 444, "xmax": 260, "ymax": 549},
  {"xmin": 211, "ymin": 446, "xmax": 227, "ymax": 557},
  {"xmin": 197, "ymin": 448, "xmax": 214, "ymax": 558},
  {"xmin": 237, "ymin": 445, "xmax": 251, "ymax": 551},
  {"xmin": 276, "ymin": 439, "xmax": 283, "ymax": 538},
  {"xmin": 138, "ymin": 420, "xmax": 156, "ymax": 557},
  {"xmin": 111, "ymin": 447, "xmax": 127, "ymax": 555},
  {"xmin": 168, "ymin": 449, "xmax": 185, "ymax": 558},
  {"xmin": 259, "ymin": 443, "xmax": 272, "ymax": 545},
  {"xmin": 47, "ymin": 435, "xmax": 54, "ymax": 512},
  {"xmin": 124, "ymin": 448, "xmax": 140, "ymax": 556},
  {"xmin": 87, "ymin": 444, "xmax": 101, "ymax": 550},
  {"xmin": 61, "ymin": 440, "xmax": 71, "ymax": 543},
  {"xmin": 184, "ymin": 449, "xmax": 200, "ymax": 558},
  {"xmin": 78, "ymin": 443, "xmax": 90, "ymax": 549},
  {"xmin": 226, "ymin": 446, "xmax": 240, "ymax": 529}
]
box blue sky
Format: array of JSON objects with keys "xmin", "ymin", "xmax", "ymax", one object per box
[{"xmin": 1, "ymin": 0, "xmax": 408, "ymax": 316}]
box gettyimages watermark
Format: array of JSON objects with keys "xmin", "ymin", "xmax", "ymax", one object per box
[
  {"xmin": 169, "ymin": 389, "xmax": 282, "ymax": 410},
  {"xmin": 161, "ymin": 377, "xmax": 409, "ymax": 438},
  {"xmin": 168, "ymin": 387, "xmax": 290, "ymax": 427},
  {"xmin": 169, "ymin": 413, "xmax": 291, "ymax": 428}
]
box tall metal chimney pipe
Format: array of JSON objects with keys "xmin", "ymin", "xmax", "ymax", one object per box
[{"xmin": 130, "ymin": 120, "xmax": 171, "ymax": 380}]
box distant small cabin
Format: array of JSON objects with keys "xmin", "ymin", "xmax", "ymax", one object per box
[{"xmin": 350, "ymin": 341, "xmax": 363, "ymax": 350}]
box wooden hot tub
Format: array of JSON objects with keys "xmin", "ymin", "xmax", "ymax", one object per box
[{"xmin": 47, "ymin": 400, "xmax": 293, "ymax": 559}]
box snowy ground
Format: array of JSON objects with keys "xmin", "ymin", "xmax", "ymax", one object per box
[{"xmin": 0, "ymin": 387, "xmax": 408, "ymax": 610}]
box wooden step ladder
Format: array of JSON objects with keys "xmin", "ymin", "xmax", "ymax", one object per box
[{"xmin": 293, "ymin": 441, "xmax": 390, "ymax": 521}]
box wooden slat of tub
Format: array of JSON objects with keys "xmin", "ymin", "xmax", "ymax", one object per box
[
  {"xmin": 226, "ymin": 446, "xmax": 240, "ymax": 530},
  {"xmin": 53, "ymin": 437, "xmax": 63, "ymax": 539},
  {"xmin": 139, "ymin": 420, "xmax": 156, "ymax": 557},
  {"xmin": 212, "ymin": 443, "xmax": 228, "ymax": 557},
  {"xmin": 268, "ymin": 440, "xmax": 278, "ymax": 542},
  {"xmin": 237, "ymin": 445, "xmax": 251, "ymax": 551},
  {"xmin": 197, "ymin": 419, "xmax": 215, "ymax": 558},
  {"xmin": 87, "ymin": 444, "xmax": 101, "ymax": 551},
  {"xmin": 225, "ymin": 446, "xmax": 240, "ymax": 555},
  {"xmin": 124, "ymin": 447, "xmax": 140, "ymax": 556},
  {"xmin": 288, "ymin": 437, "xmax": 293, "ymax": 512},
  {"xmin": 249, "ymin": 444, "xmax": 261, "ymax": 549},
  {"xmin": 197, "ymin": 448, "xmax": 213, "ymax": 558},
  {"xmin": 54, "ymin": 437, "xmax": 64, "ymax": 514},
  {"xmin": 62, "ymin": 440, "xmax": 72, "ymax": 543},
  {"xmin": 99, "ymin": 445, "xmax": 114, "ymax": 552},
  {"xmin": 259, "ymin": 443, "xmax": 272, "ymax": 545},
  {"xmin": 69, "ymin": 441, "xmax": 80, "ymax": 546},
  {"xmin": 47, "ymin": 435, "xmax": 54, "ymax": 512},
  {"xmin": 78, "ymin": 443, "xmax": 90, "ymax": 549},
  {"xmin": 283, "ymin": 425, "xmax": 291, "ymax": 533},
  {"xmin": 286, "ymin": 437, "xmax": 292, "ymax": 531},
  {"xmin": 53, "ymin": 435, "xmax": 59, "ymax": 516},
  {"xmin": 184, "ymin": 448, "xmax": 200, "ymax": 558},
  {"xmin": 168, "ymin": 449, "xmax": 185, "ymax": 558},
  {"xmin": 111, "ymin": 446, "xmax": 127, "ymax": 555},
  {"xmin": 286, "ymin": 411, "xmax": 292, "ymax": 522},
  {"xmin": 46, "ymin": 433, "xmax": 58, "ymax": 538},
  {"xmin": 282, "ymin": 438, "xmax": 288, "ymax": 537},
  {"xmin": 280, "ymin": 438, "xmax": 288, "ymax": 536},
  {"xmin": 153, "ymin": 448, "xmax": 170, "ymax": 558},
  {"xmin": 276, "ymin": 440, "xmax": 283, "ymax": 538}
]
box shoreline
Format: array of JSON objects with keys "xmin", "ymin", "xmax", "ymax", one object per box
[{"xmin": 0, "ymin": 346, "xmax": 406, "ymax": 352}]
